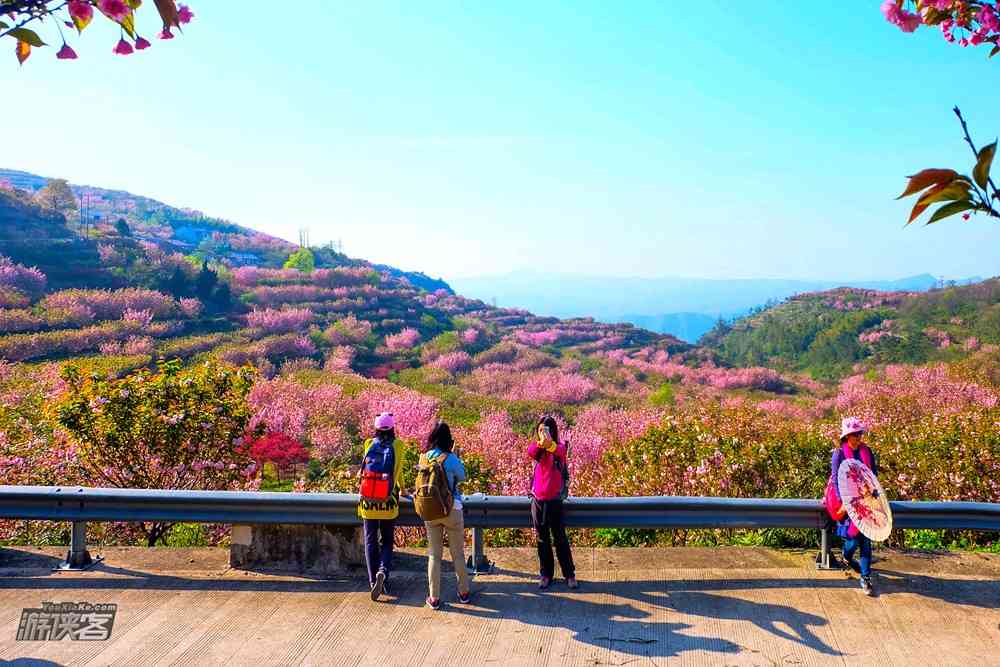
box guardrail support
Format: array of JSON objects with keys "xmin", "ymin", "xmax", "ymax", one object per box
[
  {"xmin": 467, "ymin": 527, "xmax": 492, "ymax": 574},
  {"xmin": 815, "ymin": 523, "xmax": 839, "ymax": 570},
  {"xmin": 54, "ymin": 521, "xmax": 99, "ymax": 571}
]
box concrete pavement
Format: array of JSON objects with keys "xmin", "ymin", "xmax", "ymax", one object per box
[{"xmin": 1, "ymin": 545, "xmax": 999, "ymax": 666}]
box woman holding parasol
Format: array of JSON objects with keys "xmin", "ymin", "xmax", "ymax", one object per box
[{"xmin": 828, "ymin": 416, "xmax": 882, "ymax": 596}]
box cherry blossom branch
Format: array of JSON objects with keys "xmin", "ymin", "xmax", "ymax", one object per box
[
  {"xmin": 954, "ymin": 106, "xmax": 1000, "ymax": 208},
  {"xmin": 0, "ymin": 1, "xmax": 63, "ymax": 40}
]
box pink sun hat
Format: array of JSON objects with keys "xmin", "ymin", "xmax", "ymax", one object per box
[
  {"xmin": 839, "ymin": 416, "xmax": 866, "ymax": 441},
  {"xmin": 374, "ymin": 412, "xmax": 395, "ymax": 430}
]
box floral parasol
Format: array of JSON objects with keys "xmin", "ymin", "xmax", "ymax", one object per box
[{"xmin": 837, "ymin": 458, "xmax": 893, "ymax": 542}]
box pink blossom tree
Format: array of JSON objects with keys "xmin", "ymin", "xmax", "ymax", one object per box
[
  {"xmin": 385, "ymin": 327, "xmax": 421, "ymax": 352},
  {"xmin": 882, "ymin": 1, "xmax": 1000, "ymax": 50}
]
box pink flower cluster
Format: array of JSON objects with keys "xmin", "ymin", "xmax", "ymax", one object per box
[
  {"xmin": 246, "ymin": 307, "xmax": 314, "ymax": 335},
  {"xmin": 515, "ymin": 329, "xmax": 562, "ymax": 347},
  {"xmin": 41, "ymin": 288, "xmax": 177, "ymax": 321},
  {"xmin": 122, "ymin": 308, "xmax": 155, "ymax": 327},
  {"xmin": 324, "ymin": 314, "xmax": 372, "ymax": 345},
  {"xmin": 428, "ymin": 351, "xmax": 472, "ymax": 374},
  {"xmin": 233, "ymin": 266, "xmax": 376, "ymax": 289},
  {"xmin": 179, "ymin": 298, "xmax": 203, "ymax": 319},
  {"xmin": 882, "ymin": 0, "xmax": 1000, "ymax": 48},
  {"xmin": 385, "ymin": 328, "xmax": 421, "ymax": 352},
  {"xmin": 566, "ymin": 405, "xmax": 662, "ymax": 475},
  {"xmin": 0, "ymin": 288, "xmax": 30, "ymax": 309},
  {"xmin": 858, "ymin": 320, "xmax": 898, "ymax": 345},
  {"xmin": 924, "ymin": 327, "xmax": 952, "ymax": 349},
  {"xmin": 0, "ymin": 320, "xmax": 179, "ymax": 362},
  {"xmin": 247, "ymin": 285, "xmax": 341, "ymax": 306},
  {"xmin": 754, "ymin": 399, "xmax": 814, "ymax": 422},
  {"xmin": 98, "ymin": 244, "xmax": 126, "ymax": 266},
  {"xmin": 0, "ymin": 256, "xmax": 46, "ymax": 298},
  {"xmin": 355, "ymin": 388, "xmax": 439, "ymax": 444},
  {"xmin": 505, "ymin": 370, "xmax": 598, "ymax": 404},
  {"xmin": 218, "ymin": 335, "xmax": 317, "ymax": 367},
  {"xmin": 454, "ymin": 411, "xmax": 532, "ymax": 496},
  {"xmin": 463, "ymin": 365, "xmax": 598, "ymax": 404},
  {"xmin": 881, "ymin": 0, "xmax": 921, "ymax": 31},
  {"xmin": 808, "ymin": 288, "xmax": 914, "ymax": 312},
  {"xmin": 324, "ymin": 345, "xmax": 356, "ymax": 372},
  {"xmin": 607, "ymin": 347, "xmax": 790, "ymax": 392},
  {"xmin": 835, "ymin": 363, "xmax": 999, "ymax": 430},
  {"xmin": 99, "ymin": 336, "xmax": 155, "ymax": 357},
  {"xmin": 249, "ymin": 379, "xmax": 347, "ymax": 442}
]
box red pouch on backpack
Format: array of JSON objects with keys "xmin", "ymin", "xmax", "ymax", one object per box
[
  {"xmin": 824, "ymin": 478, "xmax": 843, "ymax": 520},
  {"xmin": 360, "ymin": 470, "xmax": 390, "ymax": 501}
]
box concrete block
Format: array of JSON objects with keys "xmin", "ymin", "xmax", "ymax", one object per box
[{"xmin": 229, "ymin": 524, "xmax": 364, "ymax": 574}]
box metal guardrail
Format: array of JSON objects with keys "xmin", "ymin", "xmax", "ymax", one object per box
[{"xmin": 1, "ymin": 486, "xmax": 999, "ymax": 571}]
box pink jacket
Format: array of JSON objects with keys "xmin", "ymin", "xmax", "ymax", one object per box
[{"xmin": 527, "ymin": 441, "xmax": 567, "ymax": 501}]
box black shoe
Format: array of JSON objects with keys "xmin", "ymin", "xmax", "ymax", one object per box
[
  {"xmin": 371, "ymin": 570, "xmax": 386, "ymax": 601},
  {"xmin": 860, "ymin": 576, "xmax": 875, "ymax": 597}
]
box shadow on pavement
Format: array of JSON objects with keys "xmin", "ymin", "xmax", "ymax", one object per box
[
  {"xmin": 0, "ymin": 547, "xmax": 64, "ymax": 572},
  {"xmin": 5, "ymin": 561, "xmax": 999, "ymax": 661},
  {"xmin": 876, "ymin": 569, "xmax": 1000, "ymax": 609}
]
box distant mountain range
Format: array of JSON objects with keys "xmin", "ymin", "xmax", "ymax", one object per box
[{"xmin": 449, "ymin": 272, "xmax": 984, "ymax": 342}]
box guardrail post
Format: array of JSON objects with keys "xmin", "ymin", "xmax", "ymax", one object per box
[
  {"xmin": 815, "ymin": 522, "xmax": 838, "ymax": 570},
  {"xmin": 467, "ymin": 527, "xmax": 492, "ymax": 574},
  {"xmin": 55, "ymin": 521, "xmax": 99, "ymax": 571}
]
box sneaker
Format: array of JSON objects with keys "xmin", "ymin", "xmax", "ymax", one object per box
[
  {"xmin": 382, "ymin": 579, "xmax": 391, "ymax": 597},
  {"xmin": 860, "ymin": 576, "xmax": 875, "ymax": 597},
  {"xmin": 458, "ymin": 590, "xmax": 472, "ymax": 604},
  {"xmin": 426, "ymin": 596, "xmax": 441, "ymax": 610},
  {"xmin": 371, "ymin": 570, "xmax": 386, "ymax": 601},
  {"xmin": 566, "ymin": 577, "xmax": 579, "ymax": 590},
  {"xmin": 538, "ymin": 576, "xmax": 551, "ymax": 590}
]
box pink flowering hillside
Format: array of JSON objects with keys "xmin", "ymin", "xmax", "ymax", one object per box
[{"xmin": 2, "ymin": 170, "xmax": 1000, "ymax": 553}]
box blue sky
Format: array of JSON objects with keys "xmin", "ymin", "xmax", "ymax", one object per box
[{"xmin": 4, "ymin": 1, "xmax": 1000, "ymax": 281}]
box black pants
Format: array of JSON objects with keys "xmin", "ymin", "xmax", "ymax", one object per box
[{"xmin": 531, "ymin": 498, "xmax": 575, "ymax": 579}]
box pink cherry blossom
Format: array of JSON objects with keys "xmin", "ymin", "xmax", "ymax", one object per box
[
  {"xmin": 98, "ymin": 0, "xmax": 130, "ymax": 22},
  {"xmin": 56, "ymin": 43, "xmax": 78, "ymax": 60},
  {"xmin": 385, "ymin": 328, "xmax": 421, "ymax": 352},
  {"xmin": 135, "ymin": 36, "xmax": 151, "ymax": 50},
  {"xmin": 159, "ymin": 27, "xmax": 175, "ymax": 40},
  {"xmin": 68, "ymin": 0, "xmax": 93, "ymax": 26},
  {"xmin": 178, "ymin": 4, "xmax": 195, "ymax": 24},
  {"xmin": 113, "ymin": 38, "xmax": 134, "ymax": 55}
]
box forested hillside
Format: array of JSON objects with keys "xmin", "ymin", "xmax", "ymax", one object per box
[{"xmin": 703, "ymin": 281, "xmax": 1000, "ymax": 379}]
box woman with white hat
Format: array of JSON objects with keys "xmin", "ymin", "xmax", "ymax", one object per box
[{"xmin": 829, "ymin": 416, "xmax": 879, "ymax": 596}]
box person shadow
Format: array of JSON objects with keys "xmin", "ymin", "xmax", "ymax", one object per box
[
  {"xmin": 876, "ymin": 568, "xmax": 1000, "ymax": 609},
  {"xmin": 441, "ymin": 579, "xmax": 745, "ymax": 660},
  {"xmin": 632, "ymin": 587, "xmax": 842, "ymax": 656}
]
